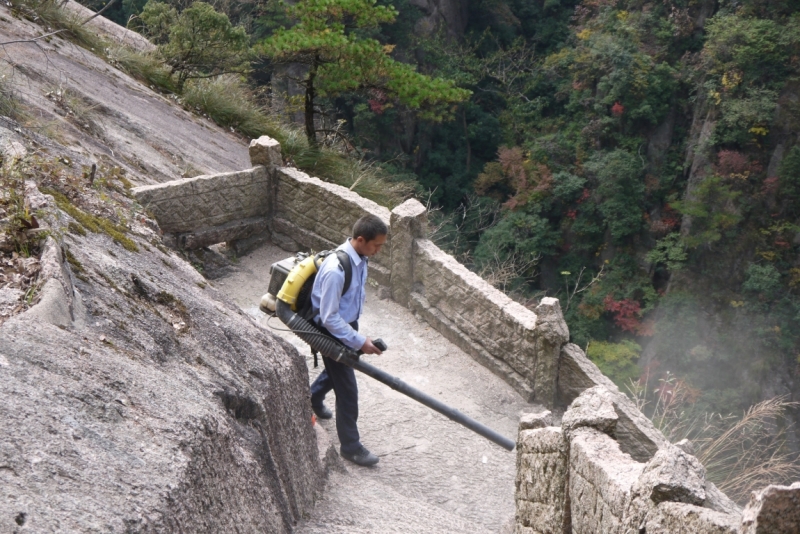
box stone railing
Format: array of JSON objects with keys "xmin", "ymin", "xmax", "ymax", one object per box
[
  {"xmin": 515, "ymin": 386, "xmax": 800, "ymax": 533},
  {"xmin": 132, "ymin": 136, "xmax": 570, "ymax": 404},
  {"xmin": 134, "ymin": 136, "xmax": 799, "ymax": 532}
]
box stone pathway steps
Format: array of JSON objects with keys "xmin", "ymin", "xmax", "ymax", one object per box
[{"xmin": 214, "ymin": 243, "xmax": 539, "ymax": 533}]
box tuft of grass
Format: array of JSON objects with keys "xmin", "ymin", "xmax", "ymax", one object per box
[
  {"xmin": 109, "ymin": 47, "xmax": 176, "ymax": 93},
  {"xmin": 180, "ymin": 76, "xmax": 412, "ymax": 207},
  {"xmin": 678, "ymin": 398, "xmax": 800, "ymax": 504},
  {"xmin": 181, "ymin": 76, "xmax": 280, "ymax": 140},
  {"xmin": 13, "ymin": 0, "xmax": 106, "ymax": 52},
  {"xmin": 629, "ymin": 377, "xmax": 800, "ymax": 504},
  {"xmin": 0, "ymin": 164, "xmax": 45, "ymax": 256},
  {"xmin": 0, "ymin": 70, "xmax": 25, "ymax": 121},
  {"xmin": 67, "ymin": 220, "xmax": 87, "ymax": 236},
  {"xmin": 64, "ymin": 248, "xmax": 85, "ymax": 275},
  {"xmin": 269, "ymin": 126, "xmax": 412, "ymax": 208},
  {"xmin": 43, "ymin": 188, "xmax": 139, "ymax": 252}
]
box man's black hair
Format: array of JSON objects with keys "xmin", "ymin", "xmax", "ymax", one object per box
[{"xmin": 352, "ymin": 214, "xmax": 388, "ymax": 242}]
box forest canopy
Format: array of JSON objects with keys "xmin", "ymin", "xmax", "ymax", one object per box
[{"xmin": 97, "ymin": 0, "xmax": 800, "ymax": 428}]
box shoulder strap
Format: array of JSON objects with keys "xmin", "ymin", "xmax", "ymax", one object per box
[{"xmin": 335, "ymin": 250, "xmax": 352, "ymax": 296}]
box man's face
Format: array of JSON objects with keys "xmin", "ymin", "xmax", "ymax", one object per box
[{"xmin": 353, "ymin": 234, "xmax": 387, "ymax": 257}]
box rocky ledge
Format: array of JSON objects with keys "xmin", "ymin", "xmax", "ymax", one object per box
[{"xmin": 0, "ymin": 145, "xmax": 323, "ymax": 532}]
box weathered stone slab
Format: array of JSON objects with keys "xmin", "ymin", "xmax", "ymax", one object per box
[
  {"xmin": 637, "ymin": 445, "xmax": 707, "ymax": 506},
  {"xmin": 642, "ymin": 502, "xmax": 739, "ymax": 534},
  {"xmin": 704, "ymin": 481, "xmax": 741, "ymax": 515},
  {"xmin": 133, "ymin": 167, "xmax": 271, "ymax": 233},
  {"xmin": 741, "ymin": 482, "xmax": 800, "ymax": 534},
  {"xmin": 624, "ymin": 444, "xmax": 709, "ymax": 532},
  {"xmin": 519, "ymin": 410, "xmax": 553, "ymax": 430},
  {"xmin": 623, "ymin": 446, "xmax": 742, "ymax": 533},
  {"xmin": 249, "ymin": 136, "xmax": 282, "ymax": 167},
  {"xmin": 515, "ymin": 427, "xmax": 569, "ymax": 534},
  {"xmin": 532, "ymin": 298, "xmax": 569, "ymax": 405},
  {"xmin": 63, "ymin": 0, "xmax": 155, "ymax": 52},
  {"xmin": 558, "ymin": 343, "xmax": 667, "ymax": 461},
  {"xmin": 21, "ymin": 237, "xmax": 76, "ymax": 328},
  {"xmin": 568, "ymin": 428, "xmax": 644, "ymax": 534},
  {"xmin": 562, "ymin": 385, "xmax": 618, "ymax": 438},
  {"xmin": 175, "ymin": 216, "xmax": 269, "ymax": 250},
  {"xmin": 557, "ymin": 342, "xmax": 618, "ymax": 403}
]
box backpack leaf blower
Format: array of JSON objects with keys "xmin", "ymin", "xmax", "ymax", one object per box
[{"xmin": 263, "ymin": 252, "xmax": 516, "ymax": 452}]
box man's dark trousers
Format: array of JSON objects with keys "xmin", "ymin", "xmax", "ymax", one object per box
[{"xmin": 309, "ymin": 321, "xmax": 360, "ymax": 455}]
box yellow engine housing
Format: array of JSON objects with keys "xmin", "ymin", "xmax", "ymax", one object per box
[{"xmin": 276, "ymin": 254, "xmax": 326, "ymax": 311}]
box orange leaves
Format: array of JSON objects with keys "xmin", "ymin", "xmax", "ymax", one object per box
[{"xmin": 475, "ymin": 146, "xmax": 553, "ymax": 209}]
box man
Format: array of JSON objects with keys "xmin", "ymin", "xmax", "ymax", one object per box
[{"xmin": 309, "ymin": 214, "xmax": 387, "ymax": 467}]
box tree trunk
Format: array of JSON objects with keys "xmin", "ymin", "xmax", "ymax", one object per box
[
  {"xmin": 305, "ymin": 57, "xmax": 318, "ymax": 146},
  {"xmin": 462, "ymin": 107, "xmax": 471, "ymax": 173}
]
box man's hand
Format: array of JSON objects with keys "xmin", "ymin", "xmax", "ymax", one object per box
[{"xmin": 360, "ymin": 338, "xmax": 383, "ymax": 355}]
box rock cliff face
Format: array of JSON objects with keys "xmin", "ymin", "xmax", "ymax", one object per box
[
  {"xmin": 0, "ymin": 5, "xmax": 324, "ymax": 529},
  {"xmin": 0, "ymin": 173, "xmax": 324, "ymax": 531},
  {"xmin": 409, "ymin": 0, "xmax": 469, "ymax": 37}
]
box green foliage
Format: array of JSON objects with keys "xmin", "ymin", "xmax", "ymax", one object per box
[
  {"xmin": 586, "ymin": 340, "xmax": 641, "ymax": 387},
  {"xmin": 671, "ymin": 176, "xmax": 742, "ymax": 248},
  {"xmin": 258, "ymin": 0, "xmax": 469, "ymax": 143},
  {"xmin": 647, "ymin": 232, "xmax": 687, "ymax": 272},
  {"xmin": 778, "ymin": 145, "xmax": 800, "ymax": 208},
  {"xmin": 743, "ymin": 264, "xmax": 782, "ymax": 299},
  {"xmin": 181, "ymin": 76, "xmax": 277, "ymax": 138},
  {"xmin": 139, "ymin": 1, "xmax": 251, "ymax": 88},
  {"xmin": 703, "ymin": 15, "xmax": 800, "ymax": 91},
  {"xmin": 473, "ymin": 206, "xmax": 559, "ymax": 270},
  {"xmin": 585, "ymin": 149, "xmax": 645, "ymax": 242},
  {"xmin": 714, "ymin": 88, "xmax": 778, "ymax": 146}
]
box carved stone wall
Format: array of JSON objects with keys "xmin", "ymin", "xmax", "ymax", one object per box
[
  {"xmin": 134, "ymin": 135, "xmax": 570, "ymax": 406},
  {"xmin": 132, "ymin": 167, "xmax": 271, "ymax": 250},
  {"xmin": 271, "ymin": 166, "xmax": 392, "ymax": 287},
  {"xmin": 515, "ymin": 386, "xmax": 800, "ymax": 534}
]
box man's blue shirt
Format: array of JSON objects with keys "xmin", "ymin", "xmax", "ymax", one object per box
[{"xmin": 311, "ymin": 240, "xmax": 368, "ymax": 350}]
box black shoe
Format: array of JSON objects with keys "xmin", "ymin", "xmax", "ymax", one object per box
[
  {"xmin": 312, "ymin": 403, "xmax": 332, "ymax": 420},
  {"xmin": 341, "ymin": 446, "xmax": 379, "ymax": 467}
]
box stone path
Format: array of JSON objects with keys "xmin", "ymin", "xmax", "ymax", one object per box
[{"xmin": 214, "ymin": 243, "xmax": 540, "ymax": 533}]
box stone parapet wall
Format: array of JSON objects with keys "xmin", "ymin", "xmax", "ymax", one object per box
[
  {"xmin": 410, "ymin": 239, "xmax": 568, "ymax": 402},
  {"xmin": 516, "ymin": 387, "xmax": 744, "ymax": 534},
  {"xmin": 515, "ymin": 386, "xmax": 799, "ymax": 533},
  {"xmin": 133, "ymin": 135, "xmax": 572, "ymax": 404},
  {"xmin": 133, "ymin": 167, "xmax": 270, "ymax": 232},
  {"xmin": 272, "ymin": 166, "xmax": 392, "ymax": 283},
  {"xmin": 515, "ymin": 426, "xmax": 569, "ymax": 534},
  {"xmin": 558, "ymin": 343, "xmax": 668, "ymax": 462}
]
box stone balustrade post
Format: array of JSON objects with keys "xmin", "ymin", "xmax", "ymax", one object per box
[
  {"xmin": 389, "ymin": 199, "xmax": 427, "ymax": 307},
  {"xmin": 249, "ymin": 136, "xmax": 282, "ymax": 167},
  {"xmin": 532, "ymin": 297, "xmax": 569, "ymax": 407}
]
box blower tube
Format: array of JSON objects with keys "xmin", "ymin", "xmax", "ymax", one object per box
[{"xmin": 275, "ymin": 300, "xmax": 516, "ymax": 451}]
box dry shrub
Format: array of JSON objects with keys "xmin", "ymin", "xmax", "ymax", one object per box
[
  {"xmin": 629, "ymin": 376, "xmax": 800, "ymax": 504},
  {"xmin": 181, "ymin": 75, "xmax": 278, "ymax": 139},
  {"xmin": 477, "ymin": 247, "xmax": 539, "ymax": 293}
]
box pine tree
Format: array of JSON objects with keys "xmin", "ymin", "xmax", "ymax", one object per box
[{"xmin": 259, "ymin": 0, "xmax": 470, "ymax": 144}]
